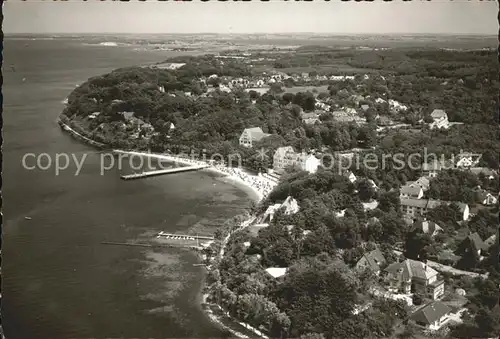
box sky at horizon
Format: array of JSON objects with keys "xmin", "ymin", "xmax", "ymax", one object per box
[{"xmin": 4, "ymin": 1, "xmax": 498, "ymax": 35}]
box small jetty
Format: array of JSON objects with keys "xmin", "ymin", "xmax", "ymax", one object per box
[
  {"xmin": 120, "ymin": 164, "xmax": 209, "ymax": 180},
  {"xmin": 156, "ymin": 231, "xmax": 215, "ymax": 241}
]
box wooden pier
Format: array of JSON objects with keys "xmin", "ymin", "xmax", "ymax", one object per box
[
  {"xmin": 157, "ymin": 231, "xmax": 215, "ymax": 241},
  {"xmin": 120, "ymin": 164, "xmax": 209, "ymax": 180}
]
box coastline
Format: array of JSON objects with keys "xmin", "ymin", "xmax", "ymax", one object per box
[
  {"xmin": 112, "ymin": 149, "xmax": 277, "ymax": 203},
  {"xmin": 58, "ymin": 117, "xmax": 275, "ymax": 339}
]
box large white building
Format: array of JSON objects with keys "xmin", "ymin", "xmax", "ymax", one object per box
[{"xmin": 273, "ymin": 146, "xmax": 321, "ymax": 174}]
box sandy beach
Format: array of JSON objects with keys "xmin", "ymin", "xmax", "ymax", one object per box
[{"xmin": 113, "ymin": 149, "xmax": 278, "ymax": 203}]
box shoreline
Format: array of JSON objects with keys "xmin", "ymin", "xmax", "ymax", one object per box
[
  {"xmin": 112, "ymin": 149, "xmax": 278, "ymax": 203},
  {"xmin": 58, "ymin": 117, "xmax": 275, "ymax": 339}
]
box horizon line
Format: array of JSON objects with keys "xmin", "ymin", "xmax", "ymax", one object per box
[{"xmin": 4, "ymin": 32, "xmax": 497, "ymax": 36}]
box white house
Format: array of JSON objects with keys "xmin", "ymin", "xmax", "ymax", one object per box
[
  {"xmin": 477, "ymin": 191, "xmax": 498, "ymax": 206},
  {"xmin": 407, "ymin": 177, "xmax": 431, "ymax": 192},
  {"xmin": 388, "ymin": 99, "xmax": 408, "ymax": 112},
  {"xmin": 429, "ymin": 109, "xmax": 450, "ymax": 130},
  {"xmin": 456, "ymin": 152, "xmax": 481, "ymax": 169},
  {"xmin": 88, "ymin": 112, "xmax": 101, "ymax": 120},
  {"xmin": 239, "ymin": 127, "xmax": 270, "ymax": 148},
  {"xmin": 345, "ymin": 171, "xmax": 357, "ymax": 183},
  {"xmin": 273, "ymin": 147, "xmax": 321, "ymax": 174},
  {"xmin": 261, "ymin": 196, "xmax": 300, "ymax": 223}
]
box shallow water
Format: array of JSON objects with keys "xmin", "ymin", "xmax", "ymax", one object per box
[{"xmin": 2, "ymin": 37, "xmax": 253, "ymax": 339}]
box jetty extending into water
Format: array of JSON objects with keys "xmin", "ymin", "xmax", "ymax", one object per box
[
  {"xmin": 120, "ymin": 164, "xmax": 209, "ymax": 180},
  {"xmin": 156, "ymin": 231, "xmax": 215, "ymax": 241}
]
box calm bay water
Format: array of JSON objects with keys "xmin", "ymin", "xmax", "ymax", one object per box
[{"xmin": 2, "ymin": 37, "xmax": 254, "ymax": 338}]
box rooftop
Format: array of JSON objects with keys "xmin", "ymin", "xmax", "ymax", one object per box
[
  {"xmin": 410, "ymin": 300, "xmax": 451, "ymax": 325},
  {"xmin": 430, "ymin": 109, "xmax": 448, "ymax": 119},
  {"xmin": 242, "ymin": 127, "xmax": 270, "ymax": 142},
  {"xmin": 412, "ymin": 219, "xmax": 443, "ymax": 235},
  {"xmin": 356, "ymin": 248, "xmax": 386, "ymax": 273},
  {"xmin": 265, "ymin": 267, "xmax": 288, "ymax": 278},
  {"xmin": 400, "ymin": 185, "xmax": 422, "ymax": 196},
  {"xmin": 385, "ymin": 259, "xmax": 438, "ymax": 281},
  {"xmin": 400, "ymin": 198, "xmax": 468, "ymax": 213}
]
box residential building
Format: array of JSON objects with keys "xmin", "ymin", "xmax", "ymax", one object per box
[
  {"xmin": 429, "ymin": 109, "xmax": 450, "ymax": 130},
  {"xmin": 329, "ymin": 75, "xmax": 355, "ymax": 81},
  {"xmin": 456, "ymin": 152, "xmax": 481, "ymax": 169},
  {"xmin": 469, "ymin": 167, "xmax": 497, "ymax": 180},
  {"xmin": 367, "ymin": 179, "xmax": 379, "ymax": 191},
  {"xmin": 455, "ymin": 232, "xmax": 489, "ymax": 262},
  {"xmin": 410, "ymin": 301, "xmax": 452, "ymax": 330},
  {"xmin": 273, "ymin": 147, "xmax": 321, "ymax": 174},
  {"xmin": 400, "ymin": 185, "xmax": 424, "ymax": 199},
  {"xmin": 239, "ymin": 127, "xmax": 270, "ymax": 148},
  {"xmin": 344, "ymin": 170, "xmax": 357, "ymax": 183},
  {"xmin": 301, "ymin": 112, "xmax": 321, "ymax": 125},
  {"xmin": 388, "ymin": 99, "xmax": 408, "ymax": 112},
  {"xmin": 121, "ymin": 111, "xmax": 135, "ymax": 121},
  {"xmin": 400, "ymin": 198, "xmax": 470, "ymax": 221},
  {"xmin": 377, "ymin": 115, "xmax": 395, "ymax": 126},
  {"xmin": 411, "ymin": 219, "xmax": 443, "ymax": 237},
  {"xmin": 355, "ymin": 248, "xmax": 387, "ymax": 275},
  {"xmin": 315, "ymin": 102, "xmax": 331, "ymax": 111},
  {"xmin": 474, "ymin": 189, "xmax": 498, "ymax": 206},
  {"xmin": 407, "ymin": 176, "xmax": 430, "ymax": 192},
  {"xmin": 360, "ymin": 104, "xmax": 370, "ymax": 111},
  {"xmin": 484, "ymin": 234, "xmax": 497, "ymax": 249},
  {"xmin": 422, "ymin": 160, "xmax": 445, "ymax": 178},
  {"xmin": 384, "ymin": 259, "xmax": 445, "ymax": 300},
  {"xmin": 260, "ymin": 196, "xmax": 300, "ymax": 223},
  {"xmin": 332, "ymin": 110, "xmax": 367, "ymax": 124}
]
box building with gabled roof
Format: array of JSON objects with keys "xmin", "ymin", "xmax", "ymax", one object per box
[
  {"xmin": 400, "ymin": 185, "xmax": 424, "ymax": 199},
  {"xmin": 456, "ymin": 152, "xmax": 482, "ymax": 169},
  {"xmin": 355, "ymin": 248, "xmax": 387, "ymax": 275},
  {"xmin": 411, "ymin": 219, "xmax": 443, "ymax": 237},
  {"xmin": 407, "ymin": 176, "xmax": 431, "ymax": 192},
  {"xmin": 239, "ymin": 127, "xmax": 270, "ymax": 148},
  {"xmin": 410, "ymin": 300, "xmax": 452, "ymax": 330},
  {"xmin": 260, "ymin": 196, "xmax": 299, "ymax": 223},
  {"xmin": 384, "ymin": 259, "xmax": 445, "ymax": 300},
  {"xmin": 429, "ymin": 109, "xmax": 449, "ymax": 130},
  {"xmin": 455, "ymin": 232, "xmax": 489, "ymax": 262},
  {"xmin": 474, "ymin": 189, "xmax": 498, "ymax": 206}
]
